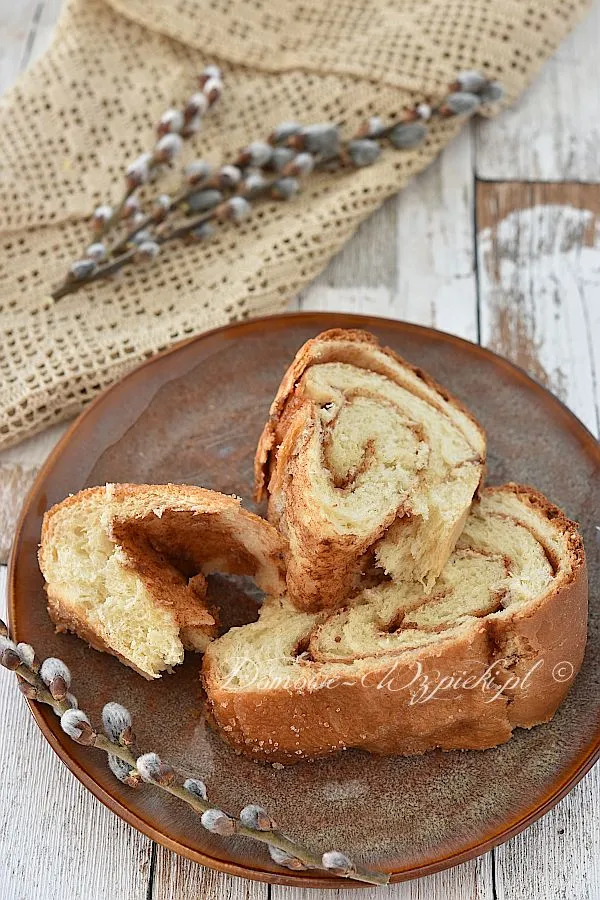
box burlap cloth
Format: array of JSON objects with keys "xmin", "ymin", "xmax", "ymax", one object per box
[{"xmin": 0, "ymin": 0, "xmax": 588, "ymax": 450}]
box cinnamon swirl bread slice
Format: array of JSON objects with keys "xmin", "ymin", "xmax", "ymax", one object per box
[
  {"xmin": 255, "ymin": 328, "xmax": 486, "ymax": 611},
  {"xmin": 203, "ymin": 485, "xmax": 587, "ymax": 762},
  {"xmin": 39, "ymin": 484, "xmax": 286, "ymax": 679}
]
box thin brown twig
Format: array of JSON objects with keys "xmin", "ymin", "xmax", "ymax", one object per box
[
  {"xmin": 159, "ymin": 209, "xmax": 218, "ymax": 243},
  {"xmin": 0, "ymin": 619, "xmax": 389, "ymax": 886},
  {"xmin": 97, "ymin": 184, "xmax": 137, "ymax": 240},
  {"xmin": 110, "ymin": 180, "xmax": 206, "ymax": 256},
  {"xmin": 51, "ymin": 74, "xmax": 502, "ymax": 302},
  {"xmin": 49, "ymin": 154, "xmax": 348, "ymax": 301},
  {"xmin": 51, "ymin": 249, "xmax": 138, "ymax": 300},
  {"xmin": 108, "ymin": 114, "xmax": 416, "ymax": 256},
  {"xmin": 51, "ymin": 173, "xmax": 286, "ymax": 301}
]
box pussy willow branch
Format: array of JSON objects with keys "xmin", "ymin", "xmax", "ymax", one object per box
[
  {"xmin": 98, "ymin": 185, "xmax": 137, "ymax": 240},
  {"xmin": 0, "ymin": 617, "xmax": 389, "ymax": 886},
  {"xmin": 109, "ymin": 132, "xmax": 347, "ymax": 258},
  {"xmin": 50, "ymin": 70, "xmax": 503, "ymax": 302},
  {"xmin": 50, "ymin": 66, "xmax": 225, "ymax": 296},
  {"xmin": 48, "ymin": 111, "xmax": 437, "ymax": 301},
  {"xmin": 52, "ymin": 174, "xmax": 288, "ymax": 300},
  {"xmin": 109, "ymin": 183, "xmax": 196, "ymax": 256},
  {"xmin": 52, "ymin": 250, "xmax": 138, "ymax": 300}
]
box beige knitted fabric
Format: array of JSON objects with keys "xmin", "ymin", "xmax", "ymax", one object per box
[{"xmin": 0, "ymin": 0, "xmax": 588, "ymax": 449}]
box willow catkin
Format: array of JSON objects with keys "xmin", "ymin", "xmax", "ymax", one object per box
[{"xmin": 0, "ymin": 0, "xmax": 587, "ymax": 449}]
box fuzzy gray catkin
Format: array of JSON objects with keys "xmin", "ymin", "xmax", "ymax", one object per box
[{"xmin": 0, "ymin": 0, "xmax": 586, "ymax": 449}]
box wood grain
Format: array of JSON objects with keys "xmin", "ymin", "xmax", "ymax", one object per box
[
  {"xmin": 476, "ymin": 1, "xmax": 600, "ymax": 182},
  {"xmin": 271, "ymin": 853, "xmax": 493, "ymax": 900},
  {"xmin": 152, "ymin": 849, "xmax": 267, "ymax": 899},
  {"xmin": 0, "ymin": 0, "xmax": 598, "ymax": 897},
  {"xmin": 0, "ymin": 421, "xmax": 68, "ymax": 563},
  {"xmin": 494, "ymin": 767, "xmax": 600, "ymax": 900},
  {"xmin": 394, "ymin": 128, "xmax": 478, "ymax": 342},
  {"xmin": 0, "ymin": 1, "xmax": 39, "ymax": 88},
  {"xmin": 477, "ymin": 182, "xmax": 600, "ymax": 436},
  {"xmin": 0, "ymin": 567, "xmax": 153, "ymax": 900},
  {"xmin": 299, "ymin": 128, "xmax": 478, "ymax": 342},
  {"xmin": 26, "ymin": 0, "xmax": 64, "ymax": 63},
  {"xmin": 476, "ymin": 179, "xmax": 600, "ymax": 900}
]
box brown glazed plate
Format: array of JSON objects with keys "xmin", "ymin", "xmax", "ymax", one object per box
[{"xmin": 8, "ymin": 312, "xmax": 600, "ymax": 888}]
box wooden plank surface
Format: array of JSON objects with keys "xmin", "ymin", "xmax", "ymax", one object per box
[
  {"xmin": 0, "ymin": 421, "xmax": 68, "ymax": 563},
  {"xmin": 151, "ymin": 851, "xmax": 267, "ymax": 899},
  {"xmin": 476, "ymin": 2, "xmax": 600, "ymax": 182},
  {"xmin": 300, "ymin": 128, "xmax": 478, "ymax": 343},
  {"xmin": 271, "ymin": 854, "xmax": 493, "ymax": 900},
  {"xmin": 494, "ymin": 765, "xmax": 600, "ymax": 900},
  {"xmin": 476, "ymin": 179, "xmax": 600, "ymax": 900},
  {"xmin": 0, "ymin": 568, "xmax": 153, "ymax": 900},
  {"xmin": 27, "ymin": 0, "xmax": 64, "ymax": 62},
  {"xmin": 0, "ymin": 0, "xmax": 72, "ymax": 565},
  {"xmin": 0, "ymin": 1, "xmax": 39, "ymax": 86},
  {"xmin": 0, "ymin": 0, "xmax": 599, "ymax": 898},
  {"xmin": 477, "ymin": 182, "xmax": 600, "ymax": 436}
]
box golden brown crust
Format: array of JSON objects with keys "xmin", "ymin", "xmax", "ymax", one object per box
[
  {"xmin": 46, "ymin": 586, "xmax": 161, "ymax": 680},
  {"xmin": 203, "ymin": 484, "xmax": 588, "ymax": 762},
  {"xmin": 254, "ymin": 328, "xmax": 486, "ymax": 501},
  {"xmin": 40, "ymin": 483, "xmax": 287, "ymax": 677},
  {"xmin": 254, "ymin": 328, "xmax": 487, "ymax": 610}
]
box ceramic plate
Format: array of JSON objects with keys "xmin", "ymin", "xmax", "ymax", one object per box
[{"xmin": 8, "ymin": 313, "xmax": 600, "ymax": 887}]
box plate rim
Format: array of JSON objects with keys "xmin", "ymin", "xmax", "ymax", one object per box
[{"xmin": 8, "ymin": 310, "xmax": 600, "ymax": 888}]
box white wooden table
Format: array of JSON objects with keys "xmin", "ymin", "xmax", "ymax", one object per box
[{"xmin": 1, "ymin": 2, "xmax": 599, "ymax": 898}]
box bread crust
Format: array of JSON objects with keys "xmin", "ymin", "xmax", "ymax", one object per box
[
  {"xmin": 254, "ymin": 328, "xmax": 487, "ymax": 611},
  {"xmin": 40, "ymin": 483, "xmax": 287, "ymax": 677},
  {"xmin": 46, "ymin": 585, "xmax": 163, "ymax": 680},
  {"xmin": 203, "ymin": 484, "xmax": 588, "ymax": 762},
  {"xmin": 254, "ymin": 328, "xmax": 486, "ymax": 500}
]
